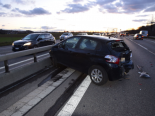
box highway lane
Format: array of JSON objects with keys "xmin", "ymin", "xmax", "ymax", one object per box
[
  {"xmin": 126, "ymin": 36, "xmax": 155, "ymax": 55},
  {"xmin": 60, "ymin": 35, "xmax": 155, "ymax": 116},
  {"xmin": 0, "ymin": 40, "xmax": 60, "ymax": 73}
]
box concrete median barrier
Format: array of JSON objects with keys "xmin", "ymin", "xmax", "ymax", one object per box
[{"xmin": 0, "ymin": 57, "xmax": 52, "ymax": 89}]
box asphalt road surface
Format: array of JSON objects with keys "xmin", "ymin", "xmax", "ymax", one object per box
[{"xmin": 70, "ymin": 35, "xmax": 155, "ymax": 116}]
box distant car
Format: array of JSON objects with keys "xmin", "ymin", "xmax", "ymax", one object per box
[
  {"xmin": 120, "ymin": 33, "xmax": 125, "ymax": 36},
  {"xmin": 93, "ymin": 33, "xmax": 101, "ymax": 36},
  {"xmin": 50, "ymin": 35, "xmax": 134, "ymax": 85},
  {"xmin": 133, "ymin": 34, "xmax": 143, "ymax": 40},
  {"xmin": 77, "ymin": 33, "xmax": 88, "ymax": 35},
  {"xmin": 125, "ymin": 33, "xmax": 129, "ymax": 36},
  {"xmin": 12, "ymin": 33, "xmax": 56, "ymax": 51},
  {"xmin": 59, "ymin": 32, "xmax": 73, "ymax": 41}
]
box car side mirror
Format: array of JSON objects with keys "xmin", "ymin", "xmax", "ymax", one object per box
[
  {"xmin": 38, "ymin": 38, "xmax": 42, "ymax": 41},
  {"xmin": 58, "ymin": 43, "xmax": 63, "ymax": 48}
]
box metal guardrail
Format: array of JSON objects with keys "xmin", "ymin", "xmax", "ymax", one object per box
[{"xmin": 0, "ymin": 45, "xmax": 53, "ymax": 73}]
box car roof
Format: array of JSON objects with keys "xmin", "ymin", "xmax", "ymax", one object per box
[
  {"xmin": 29, "ymin": 33, "xmax": 51, "ymax": 35},
  {"xmin": 75, "ymin": 35, "xmax": 122, "ymax": 42}
]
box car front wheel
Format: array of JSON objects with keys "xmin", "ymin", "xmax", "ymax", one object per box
[{"xmin": 88, "ymin": 65, "xmax": 108, "ymax": 85}]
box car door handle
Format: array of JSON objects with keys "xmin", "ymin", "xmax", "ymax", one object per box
[{"xmin": 86, "ymin": 53, "xmax": 92, "ymax": 55}]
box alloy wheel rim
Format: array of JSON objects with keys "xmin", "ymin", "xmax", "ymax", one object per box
[{"xmin": 91, "ymin": 69, "xmax": 103, "ymax": 83}]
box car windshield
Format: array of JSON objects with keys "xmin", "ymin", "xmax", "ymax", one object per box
[
  {"xmin": 22, "ymin": 34, "xmax": 40, "ymax": 40},
  {"xmin": 62, "ymin": 33, "xmax": 69, "ymax": 35}
]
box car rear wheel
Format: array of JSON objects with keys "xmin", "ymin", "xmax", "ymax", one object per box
[{"xmin": 89, "ymin": 65, "xmax": 108, "ymax": 85}]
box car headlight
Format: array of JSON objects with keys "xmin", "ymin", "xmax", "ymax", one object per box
[
  {"xmin": 23, "ymin": 42, "xmax": 31, "ymax": 46},
  {"xmin": 12, "ymin": 43, "xmax": 14, "ymax": 46}
]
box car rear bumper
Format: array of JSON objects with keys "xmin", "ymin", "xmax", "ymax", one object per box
[{"xmin": 106, "ymin": 60, "xmax": 134, "ymax": 81}]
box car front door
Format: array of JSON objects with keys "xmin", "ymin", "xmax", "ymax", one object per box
[
  {"xmin": 38, "ymin": 34, "xmax": 46, "ymax": 46},
  {"xmin": 55, "ymin": 37, "xmax": 81, "ymax": 67},
  {"xmin": 73, "ymin": 37, "xmax": 98, "ymax": 72}
]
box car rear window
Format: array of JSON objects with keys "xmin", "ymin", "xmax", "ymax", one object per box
[{"xmin": 108, "ymin": 41, "xmax": 129, "ymax": 52}]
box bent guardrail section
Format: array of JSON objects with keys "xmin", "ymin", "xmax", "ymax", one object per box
[{"xmin": 0, "ymin": 45, "xmax": 53, "ymax": 89}]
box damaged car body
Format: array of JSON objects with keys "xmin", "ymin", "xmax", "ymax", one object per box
[{"xmin": 49, "ymin": 35, "xmax": 134, "ymax": 85}]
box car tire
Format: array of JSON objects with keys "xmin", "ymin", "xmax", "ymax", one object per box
[{"xmin": 88, "ymin": 65, "xmax": 108, "ymax": 85}]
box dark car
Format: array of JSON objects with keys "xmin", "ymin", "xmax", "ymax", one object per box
[
  {"xmin": 133, "ymin": 34, "xmax": 143, "ymax": 40},
  {"xmin": 125, "ymin": 33, "xmax": 129, "ymax": 36},
  {"xmin": 12, "ymin": 33, "xmax": 56, "ymax": 51},
  {"xmin": 49, "ymin": 35, "xmax": 134, "ymax": 85}
]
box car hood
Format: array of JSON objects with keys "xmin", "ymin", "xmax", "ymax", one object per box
[
  {"xmin": 14, "ymin": 40, "xmax": 33, "ymax": 44},
  {"xmin": 61, "ymin": 35, "xmax": 68, "ymax": 37}
]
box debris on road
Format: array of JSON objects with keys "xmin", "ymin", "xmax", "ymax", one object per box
[
  {"xmin": 137, "ymin": 65, "xmax": 151, "ymax": 78},
  {"xmin": 138, "ymin": 83, "xmax": 142, "ymax": 85}
]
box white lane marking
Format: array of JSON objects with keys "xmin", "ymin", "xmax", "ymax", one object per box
[
  {"xmin": 0, "ymin": 53, "xmax": 49, "ymax": 70},
  {"xmin": 137, "ymin": 44, "xmax": 148, "ymax": 50},
  {"xmin": 144, "ymin": 39, "xmax": 155, "ymax": 44},
  {"xmin": 0, "ymin": 68, "xmax": 75, "ymax": 116},
  {"xmin": 127, "ymin": 38, "xmax": 155, "ymax": 56},
  {"xmin": 57, "ymin": 76, "xmax": 91, "ymax": 116}
]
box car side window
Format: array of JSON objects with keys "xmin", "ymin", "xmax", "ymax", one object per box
[
  {"xmin": 79, "ymin": 38, "xmax": 97, "ymax": 50},
  {"xmin": 39, "ymin": 34, "xmax": 45, "ymax": 39},
  {"xmin": 64, "ymin": 37, "xmax": 80, "ymax": 49}
]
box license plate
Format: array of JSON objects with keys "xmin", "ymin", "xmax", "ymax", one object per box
[
  {"xmin": 139, "ymin": 37, "xmax": 141, "ymax": 38},
  {"xmin": 15, "ymin": 48, "xmax": 19, "ymax": 50},
  {"xmin": 121, "ymin": 58, "xmax": 125, "ymax": 63}
]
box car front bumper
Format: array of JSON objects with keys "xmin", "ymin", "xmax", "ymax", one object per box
[{"xmin": 12, "ymin": 45, "xmax": 32, "ymax": 51}]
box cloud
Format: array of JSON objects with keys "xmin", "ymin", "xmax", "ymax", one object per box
[
  {"xmin": 13, "ymin": 0, "xmax": 35, "ymax": 5},
  {"xmin": 60, "ymin": 3, "xmax": 90, "ymax": 13},
  {"xmin": 12, "ymin": 7, "xmax": 51, "ymax": 16},
  {"xmin": 136, "ymin": 15, "xmax": 149, "ymax": 17},
  {"xmin": 132, "ymin": 19, "xmax": 147, "ymax": 22},
  {"xmin": 41, "ymin": 26, "xmax": 56, "ymax": 29},
  {"xmin": 92, "ymin": 0, "xmax": 155, "ymax": 14},
  {"xmin": 73, "ymin": 0, "xmax": 83, "ymax": 3},
  {"xmin": 20, "ymin": 27, "xmax": 37, "ymax": 29},
  {"xmin": 96, "ymin": 0, "xmax": 115, "ymax": 6},
  {"xmin": 145, "ymin": 5, "xmax": 155, "ymax": 12},
  {"xmin": 2, "ymin": 4, "xmax": 11, "ymax": 9},
  {"xmin": 0, "ymin": 12, "xmax": 6, "ymax": 17}
]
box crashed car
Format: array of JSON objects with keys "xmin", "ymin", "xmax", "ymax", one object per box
[{"xmin": 50, "ymin": 35, "xmax": 134, "ymax": 85}]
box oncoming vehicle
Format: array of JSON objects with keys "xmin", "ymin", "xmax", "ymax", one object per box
[
  {"xmin": 12, "ymin": 33, "xmax": 56, "ymax": 51},
  {"xmin": 125, "ymin": 33, "xmax": 129, "ymax": 36},
  {"xmin": 59, "ymin": 32, "xmax": 73, "ymax": 41},
  {"xmin": 93, "ymin": 33, "xmax": 101, "ymax": 36},
  {"xmin": 139, "ymin": 30, "xmax": 148, "ymax": 37},
  {"xmin": 77, "ymin": 33, "xmax": 88, "ymax": 35},
  {"xmin": 133, "ymin": 33, "xmax": 143, "ymax": 40},
  {"xmin": 49, "ymin": 35, "xmax": 134, "ymax": 85},
  {"xmin": 120, "ymin": 33, "xmax": 125, "ymax": 36}
]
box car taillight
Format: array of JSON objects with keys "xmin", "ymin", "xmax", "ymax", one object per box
[
  {"xmin": 136, "ymin": 36, "xmax": 138, "ymax": 37},
  {"xmin": 142, "ymin": 36, "xmax": 144, "ymax": 37},
  {"xmin": 105, "ymin": 55, "xmax": 119, "ymax": 65}
]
